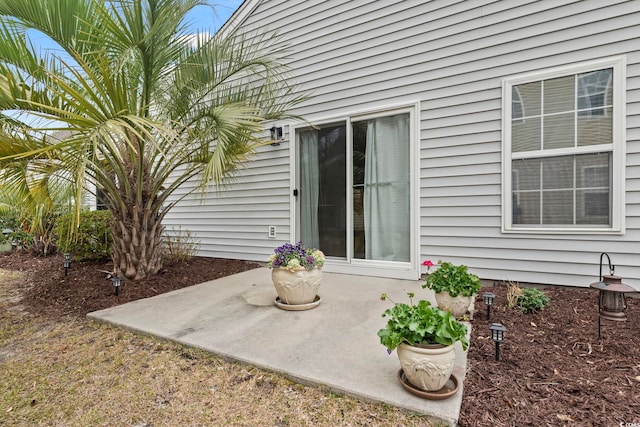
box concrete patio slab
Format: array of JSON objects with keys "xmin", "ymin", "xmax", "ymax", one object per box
[{"xmin": 88, "ymin": 268, "xmax": 468, "ymax": 426}]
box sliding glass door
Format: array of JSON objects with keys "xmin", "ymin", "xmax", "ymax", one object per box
[{"xmin": 298, "ymin": 111, "xmax": 412, "ymax": 268}]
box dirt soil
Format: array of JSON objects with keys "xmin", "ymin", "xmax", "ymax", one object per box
[{"xmin": 1, "ymin": 250, "xmax": 639, "ymax": 426}]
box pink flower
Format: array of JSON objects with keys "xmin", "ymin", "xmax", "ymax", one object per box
[{"xmin": 422, "ymin": 260, "xmax": 434, "ymax": 268}]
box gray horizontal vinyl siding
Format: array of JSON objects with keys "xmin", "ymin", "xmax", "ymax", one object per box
[
  {"xmin": 167, "ymin": 0, "xmax": 640, "ymax": 287},
  {"xmin": 162, "ymin": 144, "xmax": 292, "ymax": 260},
  {"xmin": 416, "ymin": 0, "xmax": 640, "ymax": 288}
]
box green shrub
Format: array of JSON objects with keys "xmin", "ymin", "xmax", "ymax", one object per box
[
  {"xmin": 0, "ymin": 214, "xmax": 21, "ymax": 246},
  {"xmin": 55, "ymin": 210, "xmax": 113, "ymax": 261},
  {"xmin": 514, "ymin": 288, "xmax": 550, "ymax": 313},
  {"xmin": 0, "ymin": 216, "xmax": 34, "ymax": 250},
  {"xmin": 10, "ymin": 228, "xmax": 33, "ymax": 250}
]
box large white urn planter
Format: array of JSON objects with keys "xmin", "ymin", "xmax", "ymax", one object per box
[
  {"xmin": 271, "ymin": 267, "xmax": 322, "ymax": 308},
  {"xmin": 434, "ymin": 291, "xmax": 473, "ymax": 317},
  {"xmin": 397, "ymin": 343, "xmax": 456, "ymax": 391}
]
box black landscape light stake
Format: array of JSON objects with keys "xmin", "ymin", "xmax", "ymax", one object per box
[
  {"xmin": 482, "ymin": 292, "xmax": 495, "ymax": 320},
  {"xmin": 489, "ymin": 323, "xmax": 506, "ymax": 361},
  {"xmin": 111, "ymin": 276, "xmax": 122, "ymax": 296},
  {"xmin": 63, "ymin": 253, "xmax": 72, "ymax": 276}
]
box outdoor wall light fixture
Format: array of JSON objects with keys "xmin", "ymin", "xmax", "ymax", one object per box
[
  {"xmin": 482, "ymin": 291, "xmax": 495, "ymax": 320},
  {"xmin": 111, "ymin": 276, "xmax": 122, "ymax": 296},
  {"xmin": 589, "ymin": 252, "xmax": 636, "ymax": 338},
  {"xmin": 489, "ymin": 323, "xmax": 506, "ymax": 361},
  {"xmin": 63, "ymin": 253, "xmax": 72, "ymax": 276},
  {"xmin": 270, "ymin": 126, "xmax": 283, "ymax": 146}
]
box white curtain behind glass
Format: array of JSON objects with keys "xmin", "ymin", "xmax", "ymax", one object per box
[
  {"xmin": 363, "ymin": 114, "xmax": 410, "ymax": 261},
  {"xmin": 299, "ymin": 130, "xmax": 319, "ymax": 248}
]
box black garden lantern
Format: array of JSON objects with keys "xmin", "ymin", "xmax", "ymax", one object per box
[
  {"xmin": 63, "ymin": 253, "xmax": 71, "ymax": 276},
  {"xmin": 482, "ymin": 292, "xmax": 495, "ymax": 320},
  {"xmin": 489, "ymin": 323, "xmax": 506, "ymax": 361},
  {"xmin": 589, "ymin": 253, "xmax": 635, "ymax": 338}
]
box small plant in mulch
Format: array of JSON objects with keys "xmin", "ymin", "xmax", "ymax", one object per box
[
  {"xmin": 507, "ymin": 282, "xmax": 550, "ymax": 313},
  {"xmin": 163, "ymin": 226, "xmax": 201, "ymax": 262}
]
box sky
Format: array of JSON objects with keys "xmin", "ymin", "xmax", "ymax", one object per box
[{"xmin": 186, "ymin": 0, "xmax": 244, "ymax": 34}]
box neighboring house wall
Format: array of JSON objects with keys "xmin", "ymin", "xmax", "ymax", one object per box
[{"xmin": 163, "ymin": 0, "xmax": 640, "ymax": 288}]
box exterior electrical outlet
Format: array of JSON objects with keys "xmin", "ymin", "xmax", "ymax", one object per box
[{"xmin": 268, "ymin": 226, "xmax": 277, "ymax": 238}]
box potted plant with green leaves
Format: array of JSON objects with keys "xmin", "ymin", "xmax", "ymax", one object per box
[
  {"xmin": 377, "ymin": 292, "xmax": 468, "ymax": 393},
  {"xmin": 266, "ymin": 241, "xmax": 325, "ymax": 310},
  {"xmin": 422, "ymin": 260, "xmax": 481, "ymax": 317}
]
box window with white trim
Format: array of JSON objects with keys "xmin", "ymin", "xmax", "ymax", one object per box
[{"xmin": 503, "ymin": 58, "xmax": 625, "ymax": 232}]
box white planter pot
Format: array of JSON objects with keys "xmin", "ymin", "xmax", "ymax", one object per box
[
  {"xmin": 397, "ymin": 343, "xmax": 456, "ymax": 391},
  {"xmin": 435, "ymin": 291, "xmax": 473, "ymax": 317},
  {"xmin": 271, "ymin": 267, "xmax": 322, "ymax": 305}
]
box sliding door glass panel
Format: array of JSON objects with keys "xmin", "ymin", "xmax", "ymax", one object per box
[
  {"xmin": 352, "ymin": 114, "xmax": 410, "ymax": 262},
  {"xmin": 299, "ymin": 124, "xmax": 346, "ymax": 257}
]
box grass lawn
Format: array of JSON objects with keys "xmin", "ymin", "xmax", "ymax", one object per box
[{"xmin": 0, "ymin": 268, "xmax": 431, "ymax": 426}]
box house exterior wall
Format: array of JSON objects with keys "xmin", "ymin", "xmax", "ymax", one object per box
[{"xmin": 163, "ymin": 0, "xmax": 640, "ymax": 288}]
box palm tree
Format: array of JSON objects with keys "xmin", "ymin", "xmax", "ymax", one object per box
[{"xmin": 0, "ymin": 0, "xmax": 303, "ymax": 279}]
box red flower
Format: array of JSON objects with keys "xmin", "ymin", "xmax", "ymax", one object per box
[{"xmin": 422, "ymin": 260, "xmax": 434, "ymax": 268}]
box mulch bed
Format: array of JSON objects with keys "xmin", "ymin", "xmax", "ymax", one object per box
[
  {"xmin": 1, "ymin": 250, "xmax": 639, "ymax": 425},
  {"xmin": 0, "ymin": 250, "xmax": 261, "ymax": 317},
  {"xmin": 461, "ymin": 283, "xmax": 640, "ymax": 426}
]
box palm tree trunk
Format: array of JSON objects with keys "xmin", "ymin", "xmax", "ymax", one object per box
[{"xmin": 111, "ymin": 195, "xmax": 164, "ymax": 280}]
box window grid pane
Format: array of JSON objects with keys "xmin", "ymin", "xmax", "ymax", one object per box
[
  {"xmin": 512, "ymin": 117, "xmax": 541, "ymax": 152},
  {"xmin": 544, "ymin": 75, "xmax": 575, "ymax": 114},
  {"xmin": 578, "ymin": 107, "xmax": 612, "ymax": 146},
  {"xmin": 543, "ymin": 112, "xmax": 574, "ymax": 150}
]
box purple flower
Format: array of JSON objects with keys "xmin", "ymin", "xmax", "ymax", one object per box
[{"xmin": 267, "ymin": 241, "xmax": 325, "ymax": 270}]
